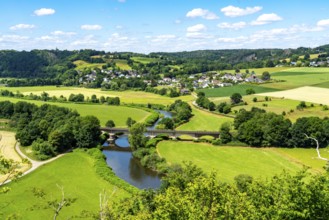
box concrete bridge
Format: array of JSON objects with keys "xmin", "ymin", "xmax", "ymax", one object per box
[{"xmin": 100, "ymin": 127, "xmax": 220, "ymax": 140}]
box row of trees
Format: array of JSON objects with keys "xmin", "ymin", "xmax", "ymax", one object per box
[
  {"xmin": 0, "ymin": 101, "xmax": 101, "ymax": 160},
  {"xmin": 104, "ymin": 162, "xmax": 329, "ymax": 219},
  {"xmin": 233, "ymin": 107, "xmax": 329, "ymax": 148}
]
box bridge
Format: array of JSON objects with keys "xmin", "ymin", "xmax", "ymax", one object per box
[{"xmin": 100, "ymin": 127, "xmax": 220, "ymax": 139}]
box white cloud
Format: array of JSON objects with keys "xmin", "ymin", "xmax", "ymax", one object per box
[
  {"xmin": 118, "ymin": 0, "xmax": 126, "ymax": 2},
  {"xmin": 150, "ymin": 35, "xmax": 176, "ymax": 43},
  {"xmin": 115, "ymin": 25, "xmax": 123, "ymax": 29},
  {"xmin": 251, "ymin": 13, "xmax": 283, "ymax": 25},
  {"xmin": 51, "ymin": 31, "xmax": 76, "ymax": 36},
  {"xmin": 217, "ymin": 22, "xmax": 247, "ymax": 30},
  {"xmin": 186, "ymin": 8, "xmax": 219, "ymax": 20},
  {"xmin": 72, "ymin": 35, "xmax": 98, "ymax": 46},
  {"xmin": 0, "ymin": 35, "xmax": 29, "ymax": 42},
  {"xmin": 186, "ymin": 32, "xmax": 213, "ymax": 39},
  {"xmin": 175, "ymin": 19, "xmax": 182, "ymax": 24},
  {"xmin": 34, "ymin": 8, "xmax": 55, "ymax": 16},
  {"xmin": 216, "ymin": 36, "xmax": 248, "ymax": 43},
  {"xmin": 10, "ymin": 24, "xmax": 35, "ymax": 30},
  {"xmin": 81, "ymin": 24, "xmax": 103, "ymax": 30},
  {"xmin": 317, "ymin": 19, "xmax": 329, "ymax": 27},
  {"xmin": 187, "ymin": 24, "xmax": 207, "ymax": 32},
  {"xmin": 221, "ymin": 5, "xmax": 262, "ymax": 17}
]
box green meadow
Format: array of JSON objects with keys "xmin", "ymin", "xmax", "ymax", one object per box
[
  {"xmin": 199, "ymin": 84, "xmax": 279, "ymax": 98},
  {"xmin": 73, "ymin": 60, "xmax": 105, "ymax": 71},
  {"xmin": 0, "ymin": 96, "xmax": 150, "ymax": 127},
  {"xmin": 113, "ymin": 59, "xmax": 132, "ymax": 70},
  {"xmin": 157, "ymin": 141, "xmax": 329, "ymax": 183},
  {"xmin": 0, "ymin": 151, "xmax": 131, "ymax": 220},
  {"xmin": 177, "ymin": 104, "xmax": 233, "ymax": 131},
  {"xmin": 1, "ymin": 86, "xmax": 194, "ymax": 105},
  {"xmin": 131, "ymin": 56, "xmax": 159, "ymax": 64},
  {"xmin": 221, "ymin": 67, "xmax": 293, "ymax": 75}
]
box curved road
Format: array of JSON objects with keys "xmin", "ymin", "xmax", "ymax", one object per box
[{"xmin": 1, "ymin": 143, "xmax": 65, "ymax": 185}]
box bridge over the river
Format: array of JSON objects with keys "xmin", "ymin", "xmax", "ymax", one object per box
[{"xmin": 101, "ymin": 127, "xmax": 220, "ymax": 139}]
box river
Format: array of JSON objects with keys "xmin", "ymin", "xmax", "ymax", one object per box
[{"xmin": 102, "ymin": 110, "xmax": 173, "ymax": 189}]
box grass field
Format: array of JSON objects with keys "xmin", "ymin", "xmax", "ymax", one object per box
[
  {"xmin": 1, "ymin": 86, "xmax": 194, "ymax": 105},
  {"xmin": 0, "ymin": 151, "xmax": 131, "ymax": 219},
  {"xmin": 73, "ymin": 60, "xmax": 105, "ymax": 71},
  {"xmin": 0, "ymin": 131, "xmax": 30, "ymax": 182},
  {"xmin": 262, "ymin": 68, "xmax": 329, "ymax": 90},
  {"xmin": 177, "ymin": 104, "xmax": 233, "ymax": 131},
  {"xmin": 199, "ymin": 84, "xmax": 280, "ymax": 98},
  {"xmin": 0, "ymin": 96, "xmax": 150, "ymax": 127},
  {"xmin": 222, "ymin": 67, "xmax": 293, "ymax": 75},
  {"xmin": 113, "ymin": 59, "xmax": 132, "ymax": 70},
  {"xmin": 131, "ymin": 56, "xmax": 159, "ymax": 64},
  {"xmin": 259, "ymin": 86, "xmax": 329, "ymax": 105},
  {"xmin": 157, "ymin": 141, "xmax": 329, "ymax": 182}
]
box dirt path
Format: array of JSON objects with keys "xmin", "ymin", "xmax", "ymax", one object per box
[{"xmin": 1, "ymin": 142, "xmax": 65, "ymax": 185}]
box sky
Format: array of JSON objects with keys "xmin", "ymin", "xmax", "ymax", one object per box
[{"xmin": 1, "ymin": 0, "xmax": 329, "ymax": 53}]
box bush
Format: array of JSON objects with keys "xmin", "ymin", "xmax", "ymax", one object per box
[{"xmin": 146, "ymin": 138, "xmax": 163, "ymax": 148}]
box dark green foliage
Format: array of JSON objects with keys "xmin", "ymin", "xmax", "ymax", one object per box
[
  {"xmin": 234, "ymin": 107, "xmax": 266, "ymax": 129},
  {"xmin": 128, "ymin": 123, "xmax": 147, "ymax": 151},
  {"xmin": 246, "ymin": 88, "xmax": 255, "ymax": 95},
  {"xmin": 144, "ymin": 111, "xmax": 159, "ymax": 127},
  {"xmin": 158, "ymin": 118, "xmax": 174, "ymax": 129},
  {"xmin": 219, "ymin": 123, "xmax": 232, "ymax": 144},
  {"xmin": 261, "ymin": 71, "xmax": 271, "ymax": 80},
  {"xmin": 217, "ymin": 102, "xmax": 231, "ymax": 114},
  {"xmin": 234, "ymin": 174, "xmax": 253, "ymax": 192},
  {"xmin": 145, "ymin": 138, "xmax": 163, "ymax": 148},
  {"xmin": 31, "ymin": 139, "xmax": 56, "ymax": 160},
  {"xmin": 74, "ymin": 116, "xmax": 101, "ymax": 148},
  {"xmin": 105, "ymin": 120, "xmax": 115, "ymax": 128},
  {"xmin": 68, "ymin": 93, "xmax": 85, "ymax": 102},
  {"xmin": 168, "ymin": 100, "xmax": 193, "ymax": 125},
  {"xmin": 126, "ymin": 117, "xmax": 136, "ymax": 127},
  {"xmin": 230, "ymin": 93, "xmax": 242, "ymax": 104}
]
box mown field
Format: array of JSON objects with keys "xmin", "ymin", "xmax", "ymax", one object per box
[
  {"xmin": 113, "ymin": 59, "xmax": 132, "ymax": 70},
  {"xmin": 1, "ymin": 86, "xmax": 193, "ymax": 105},
  {"xmin": 157, "ymin": 141, "xmax": 329, "ymax": 183},
  {"xmin": 0, "ymin": 96, "xmax": 150, "ymax": 127},
  {"xmin": 199, "ymin": 84, "xmax": 280, "ymax": 98},
  {"xmin": 177, "ymin": 104, "xmax": 233, "ymax": 131},
  {"xmin": 73, "ymin": 60, "xmax": 105, "ymax": 71},
  {"xmin": 262, "ymin": 68, "xmax": 329, "ymax": 90},
  {"xmin": 0, "ymin": 131, "xmax": 30, "ymax": 183},
  {"xmin": 222, "ymin": 67, "xmax": 293, "ymax": 75},
  {"xmin": 0, "ymin": 151, "xmax": 131, "ymax": 219},
  {"xmin": 131, "ymin": 56, "xmax": 159, "ymax": 64}
]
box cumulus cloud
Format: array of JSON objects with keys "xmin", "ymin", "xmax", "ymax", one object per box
[
  {"xmin": 251, "ymin": 13, "xmax": 283, "ymax": 25},
  {"xmin": 0, "ymin": 35, "xmax": 29, "ymax": 42},
  {"xmin": 221, "ymin": 5, "xmax": 262, "ymax": 17},
  {"xmin": 34, "ymin": 8, "xmax": 55, "ymax": 16},
  {"xmin": 317, "ymin": 19, "xmax": 329, "ymax": 27},
  {"xmin": 10, "ymin": 24, "xmax": 35, "ymax": 30},
  {"xmin": 186, "ymin": 32, "xmax": 213, "ymax": 39},
  {"xmin": 186, "ymin": 8, "xmax": 219, "ymax": 20},
  {"xmin": 81, "ymin": 24, "xmax": 103, "ymax": 30},
  {"xmin": 51, "ymin": 31, "xmax": 76, "ymax": 36},
  {"xmin": 187, "ymin": 24, "xmax": 207, "ymax": 32},
  {"xmin": 150, "ymin": 34, "xmax": 176, "ymax": 43},
  {"xmin": 72, "ymin": 35, "xmax": 98, "ymax": 46},
  {"xmin": 216, "ymin": 36, "xmax": 248, "ymax": 43},
  {"xmin": 217, "ymin": 22, "xmax": 247, "ymax": 30}
]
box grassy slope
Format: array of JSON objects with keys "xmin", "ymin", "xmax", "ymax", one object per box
[
  {"xmin": 262, "ymin": 68, "xmax": 329, "ymax": 90},
  {"xmin": 0, "ymin": 96, "xmax": 150, "ymax": 127},
  {"xmin": 0, "ymin": 151, "xmax": 131, "ymax": 219},
  {"xmin": 157, "ymin": 141, "xmax": 329, "ymax": 182},
  {"xmin": 131, "ymin": 57, "xmax": 159, "ymax": 64},
  {"xmin": 73, "ymin": 60, "xmax": 105, "ymax": 71},
  {"xmin": 199, "ymin": 84, "xmax": 280, "ymax": 98},
  {"xmin": 222, "ymin": 67, "xmax": 293, "ymax": 75},
  {"xmin": 177, "ymin": 104, "xmax": 233, "ymax": 131},
  {"xmin": 113, "ymin": 59, "xmax": 132, "ymax": 70},
  {"xmin": 1, "ymin": 86, "xmax": 194, "ymax": 105}
]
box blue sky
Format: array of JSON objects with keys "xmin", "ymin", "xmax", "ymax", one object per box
[{"xmin": 1, "ymin": 0, "xmax": 329, "ymax": 53}]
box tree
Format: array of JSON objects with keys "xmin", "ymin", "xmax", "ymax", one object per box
[
  {"xmin": 128, "ymin": 123, "xmax": 147, "ymax": 151},
  {"xmin": 261, "ymin": 71, "xmax": 271, "ymax": 81},
  {"xmin": 0, "ymin": 155, "xmax": 22, "ymax": 187},
  {"xmin": 230, "ymin": 93, "xmax": 242, "ymax": 104},
  {"xmin": 105, "ymin": 120, "xmax": 115, "ymax": 128},
  {"xmin": 126, "ymin": 117, "xmax": 136, "ymax": 127},
  {"xmin": 74, "ymin": 116, "xmax": 101, "ymax": 148},
  {"xmin": 220, "ymin": 122, "xmax": 232, "ymax": 144},
  {"xmin": 246, "ymin": 88, "xmax": 255, "ymax": 95},
  {"xmin": 158, "ymin": 118, "xmax": 174, "ymax": 130}
]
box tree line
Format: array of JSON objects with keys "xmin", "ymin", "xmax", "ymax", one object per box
[{"xmin": 0, "ymin": 101, "xmax": 101, "ymax": 160}]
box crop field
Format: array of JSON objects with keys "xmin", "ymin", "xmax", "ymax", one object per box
[
  {"xmin": 198, "ymin": 84, "xmax": 280, "ymax": 98},
  {"xmin": 1, "ymin": 86, "xmax": 194, "ymax": 105},
  {"xmin": 157, "ymin": 141, "xmax": 329, "ymax": 182},
  {"xmin": 0, "ymin": 131, "xmax": 30, "ymax": 183},
  {"xmin": 262, "ymin": 68, "xmax": 329, "ymax": 90},
  {"xmin": 177, "ymin": 104, "xmax": 233, "ymax": 131},
  {"xmin": 258, "ymin": 86, "xmax": 329, "ymax": 105},
  {"xmin": 0, "ymin": 151, "xmax": 131, "ymax": 219},
  {"xmin": 0, "ymin": 96, "xmax": 150, "ymax": 127}
]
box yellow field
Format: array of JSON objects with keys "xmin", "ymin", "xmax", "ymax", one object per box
[
  {"xmin": 0, "ymin": 131, "xmax": 29, "ymax": 182},
  {"xmin": 259, "ymin": 86, "xmax": 329, "ymax": 105}
]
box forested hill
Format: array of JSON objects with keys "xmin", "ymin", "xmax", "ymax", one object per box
[{"xmin": 0, "ymin": 45, "xmax": 328, "ymax": 82}]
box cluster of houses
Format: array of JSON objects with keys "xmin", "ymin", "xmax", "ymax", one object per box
[{"xmin": 79, "ymin": 68, "xmax": 264, "ymax": 90}]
